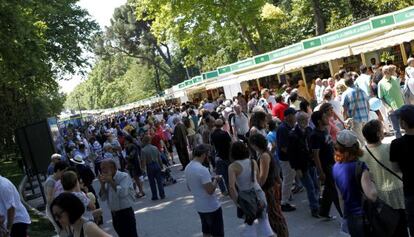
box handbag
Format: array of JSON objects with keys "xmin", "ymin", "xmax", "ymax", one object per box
[
  {"xmin": 355, "ymin": 161, "xmax": 400, "ymax": 237},
  {"xmin": 236, "ymin": 159, "xmax": 265, "ymax": 225},
  {"xmin": 364, "ymin": 145, "xmax": 402, "ymax": 181}
]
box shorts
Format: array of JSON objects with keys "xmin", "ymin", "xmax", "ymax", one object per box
[
  {"xmin": 128, "ymin": 163, "xmax": 142, "ymax": 178},
  {"xmin": 198, "ymin": 207, "xmax": 224, "ymax": 237}
]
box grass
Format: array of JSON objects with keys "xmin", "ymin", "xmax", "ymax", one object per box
[{"xmin": 0, "ymin": 157, "xmax": 56, "ymax": 237}]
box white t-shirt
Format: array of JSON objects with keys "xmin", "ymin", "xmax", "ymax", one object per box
[
  {"xmin": 184, "ymin": 161, "xmax": 220, "ymax": 213},
  {"xmin": 355, "ymin": 73, "xmax": 372, "ymax": 96},
  {"xmin": 266, "ymin": 96, "xmax": 277, "ymax": 107},
  {"xmin": 0, "ymin": 176, "xmax": 31, "ymax": 226}
]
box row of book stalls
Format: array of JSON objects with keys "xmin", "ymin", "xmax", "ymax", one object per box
[
  {"xmin": 71, "ymin": 6, "xmax": 414, "ymax": 118},
  {"xmin": 163, "ymin": 6, "xmax": 414, "ymax": 106}
]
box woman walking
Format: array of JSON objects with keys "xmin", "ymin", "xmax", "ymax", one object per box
[
  {"xmin": 332, "ymin": 130, "xmax": 378, "ymax": 237},
  {"xmin": 228, "ymin": 142, "xmax": 274, "ymax": 237},
  {"xmin": 249, "ymin": 134, "xmax": 289, "ymax": 237}
]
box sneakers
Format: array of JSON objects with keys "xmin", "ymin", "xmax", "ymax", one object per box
[{"xmin": 281, "ymin": 203, "xmax": 296, "ymax": 212}]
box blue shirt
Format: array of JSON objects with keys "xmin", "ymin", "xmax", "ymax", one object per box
[
  {"xmin": 341, "ymin": 87, "xmax": 370, "ymax": 123},
  {"xmin": 332, "ymin": 161, "xmax": 368, "ymax": 216},
  {"xmin": 276, "ymin": 122, "xmax": 293, "ymax": 161},
  {"xmin": 266, "ymin": 131, "xmax": 278, "ymax": 161}
]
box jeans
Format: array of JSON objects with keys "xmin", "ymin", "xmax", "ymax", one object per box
[
  {"xmin": 389, "ymin": 111, "xmax": 402, "ymax": 138},
  {"xmin": 405, "ymin": 195, "xmax": 414, "ymax": 236},
  {"xmin": 215, "ymin": 157, "xmax": 229, "ymax": 193},
  {"xmin": 111, "ymin": 207, "xmax": 138, "ymax": 237},
  {"xmin": 147, "ymin": 162, "xmax": 165, "ymax": 199},
  {"xmin": 300, "ymin": 167, "xmax": 320, "ymax": 211},
  {"xmin": 280, "ymin": 160, "xmax": 295, "ymax": 204}
]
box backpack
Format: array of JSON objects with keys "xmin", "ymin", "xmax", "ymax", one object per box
[{"xmin": 236, "ymin": 159, "xmax": 265, "ymax": 225}]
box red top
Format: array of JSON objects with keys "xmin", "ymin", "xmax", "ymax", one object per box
[
  {"xmin": 151, "ymin": 126, "xmax": 165, "ymax": 151},
  {"xmin": 272, "ymin": 102, "xmax": 289, "ymax": 121}
]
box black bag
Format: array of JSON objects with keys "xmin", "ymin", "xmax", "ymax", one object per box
[
  {"xmin": 236, "ymin": 159, "xmax": 265, "ymax": 225},
  {"xmin": 355, "ymin": 161, "xmax": 400, "ymax": 237}
]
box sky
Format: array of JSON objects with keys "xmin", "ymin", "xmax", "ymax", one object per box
[{"xmin": 58, "ymin": 0, "xmax": 127, "ymax": 94}]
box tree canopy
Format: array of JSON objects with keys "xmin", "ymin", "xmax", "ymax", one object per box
[
  {"xmin": 0, "ymin": 0, "xmax": 98, "ymax": 155},
  {"xmin": 66, "ymin": 0, "xmax": 413, "ymax": 111}
]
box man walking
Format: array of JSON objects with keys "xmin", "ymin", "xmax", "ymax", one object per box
[
  {"xmin": 277, "ymin": 108, "xmax": 297, "ymax": 212},
  {"xmin": 210, "ymin": 119, "xmax": 232, "ymax": 194},
  {"xmin": 390, "ymin": 105, "xmax": 414, "ymax": 235},
  {"xmin": 310, "ymin": 110, "xmax": 343, "ymax": 219},
  {"xmin": 173, "ymin": 117, "xmax": 190, "ymax": 170},
  {"xmin": 185, "ymin": 144, "xmax": 224, "ymax": 237},
  {"xmin": 341, "ymin": 75, "xmax": 370, "ymax": 144},
  {"xmin": 99, "ymin": 159, "xmax": 138, "ymax": 237},
  {"xmin": 141, "ymin": 135, "xmax": 165, "ymax": 201},
  {"xmin": 288, "ymin": 112, "xmax": 320, "ymax": 218},
  {"xmin": 124, "ymin": 135, "xmax": 145, "ymax": 198},
  {"xmin": 378, "ymin": 65, "xmax": 405, "ymax": 138},
  {"xmin": 231, "ymin": 104, "xmax": 249, "ymax": 142}
]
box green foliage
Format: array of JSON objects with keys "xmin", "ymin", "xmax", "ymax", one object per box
[
  {"xmin": 67, "ymin": 0, "xmax": 414, "ymax": 111},
  {"xmin": 0, "ymin": 0, "xmax": 98, "ymax": 155},
  {"xmin": 65, "ymin": 54, "xmax": 160, "ymax": 110}
]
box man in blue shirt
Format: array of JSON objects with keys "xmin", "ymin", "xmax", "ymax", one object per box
[{"xmin": 277, "ymin": 108, "xmax": 297, "ymax": 212}]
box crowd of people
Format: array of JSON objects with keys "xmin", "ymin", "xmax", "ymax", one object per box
[{"xmin": 1, "ymin": 58, "xmax": 414, "ymax": 237}]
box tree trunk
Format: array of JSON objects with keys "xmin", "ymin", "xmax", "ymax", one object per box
[
  {"xmin": 236, "ymin": 19, "xmax": 261, "ymax": 55},
  {"xmin": 310, "ymin": 0, "xmax": 325, "ymax": 35}
]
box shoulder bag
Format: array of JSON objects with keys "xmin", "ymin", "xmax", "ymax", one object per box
[
  {"xmin": 355, "ymin": 161, "xmax": 400, "ymax": 237},
  {"xmin": 236, "ymin": 159, "xmax": 265, "ymax": 225}
]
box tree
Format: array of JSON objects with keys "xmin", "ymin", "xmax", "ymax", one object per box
[
  {"xmin": 0, "ymin": 0, "xmax": 98, "ymax": 155},
  {"xmin": 94, "ymin": 3, "xmax": 189, "ymax": 89},
  {"xmin": 65, "ymin": 54, "xmax": 162, "ymax": 110}
]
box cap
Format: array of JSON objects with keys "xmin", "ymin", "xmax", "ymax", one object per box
[
  {"xmin": 394, "ymin": 105, "xmax": 414, "ymax": 126},
  {"xmin": 70, "ymin": 155, "xmax": 85, "ymax": 165},
  {"xmin": 51, "ymin": 153, "xmax": 61, "ymax": 160},
  {"xmin": 284, "ymin": 108, "xmax": 297, "ymax": 117},
  {"xmin": 337, "ymin": 130, "xmax": 359, "ymax": 148},
  {"xmin": 407, "ymin": 57, "xmax": 414, "ymax": 65}
]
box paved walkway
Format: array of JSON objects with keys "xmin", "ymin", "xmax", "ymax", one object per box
[{"xmin": 95, "ymin": 162, "xmax": 346, "ymax": 237}]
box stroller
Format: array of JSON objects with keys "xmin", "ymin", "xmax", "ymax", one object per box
[{"xmin": 161, "ymin": 167, "xmax": 177, "ymax": 186}]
